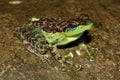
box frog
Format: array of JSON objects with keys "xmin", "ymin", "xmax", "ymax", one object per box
[{"xmin": 15, "ymin": 14, "xmax": 94, "ymax": 71}]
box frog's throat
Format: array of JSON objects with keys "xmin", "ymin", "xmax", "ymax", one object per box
[{"xmin": 65, "ymin": 23, "xmax": 93, "ymax": 37}]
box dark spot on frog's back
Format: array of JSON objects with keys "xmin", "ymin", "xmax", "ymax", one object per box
[{"xmin": 32, "ymin": 18, "xmax": 69, "ymax": 33}]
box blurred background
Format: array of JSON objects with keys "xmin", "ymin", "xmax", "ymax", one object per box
[{"xmin": 0, "ymin": 0, "xmax": 120, "ymax": 80}]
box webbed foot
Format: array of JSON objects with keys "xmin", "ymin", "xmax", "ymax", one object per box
[
  {"xmin": 60, "ymin": 52, "xmax": 82, "ymax": 71},
  {"xmin": 60, "ymin": 61, "xmax": 82, "ymax": 72},
  {"xmin": 73, "ymin": 63, "xmax": 82, "ymax": 71},
  {"xmin": 78, "ymin": 43, "xmax": 95, "ymax": 62},
  {"xmin": 51, "ymin": 45, "xmax": 82, "ymax": 71}
]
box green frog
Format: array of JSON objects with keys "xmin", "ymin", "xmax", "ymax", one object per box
[{"xmin": 15, "ymin": 14, "xmax": 94, "ymax": 71}]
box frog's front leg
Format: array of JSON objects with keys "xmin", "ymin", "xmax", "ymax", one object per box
[
  {"xmin": 76, "ymin": 43, "xmax": 94, "ymax": 61},
  {"xmin": 50, "ymin": 45, "xmax": 67, "ymax": 68},
  {"xmin": 50, "ymin": 45, "xmax": 82, "ymax": 71},
  {"xmin": 62, "ymin": 51, "xmax": 83, "ymax": 71}
]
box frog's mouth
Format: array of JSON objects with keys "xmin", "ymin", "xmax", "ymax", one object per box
[{"xmin": 65, "ymin": 22, "xmax": 93, "ymax": 37}]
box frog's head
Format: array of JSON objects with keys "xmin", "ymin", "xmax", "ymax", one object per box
[
  {"xmin": 56, "ymin": 14, "xmax": 93, "ymax": 46},
  {"xmin": 65, "ymin": 14, "xmax": 93, "ymax": 37}
]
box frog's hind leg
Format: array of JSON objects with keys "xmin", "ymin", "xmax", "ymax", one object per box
[{"xmin": 25, "ymin": 44, "xmax": 49, "ymax": 63}]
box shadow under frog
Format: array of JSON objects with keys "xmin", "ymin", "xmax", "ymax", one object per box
[{"xmin": 57, "ymin": 30, "xmax": 92, "ymax": 49}]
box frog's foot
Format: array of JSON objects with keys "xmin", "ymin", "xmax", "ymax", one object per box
[
  {"xmin": 51, "ymin": 46, "xmax": 82, "ymax": 71},
  {"xmin": 59, "ymin": 52, "xmax": 82, "ymax": 71},
  {"xmin": 72, "ymin": 63, "xmax": 82, "ymax": 71},
  {"xmin": 60, "ymin": 60, "xmax": 82, "ymax": 71},
  {"xmin": 78, "ymin": 43, "xmax": 95, "ymax": 61}
]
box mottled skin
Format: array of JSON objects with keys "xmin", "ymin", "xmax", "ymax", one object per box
[{"xmin": 15, "ymin": 14, "xmax": 94, "ymax": 70}]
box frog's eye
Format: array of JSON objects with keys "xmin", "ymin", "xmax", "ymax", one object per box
[
  {"xmin": 69, "ymin": 20, "xmax": 78, "ymax": 28},
  {"xmin": 69, "ymin": 23, "xmax": 75, "ymax": 28}
]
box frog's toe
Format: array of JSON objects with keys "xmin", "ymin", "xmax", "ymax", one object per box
[
  {"xmin": 63, "ymin": 52, "xmax": 74, "ymax": 59},
  {"xmin": 73, "ymin": 63, "xmax": 82, "ymax": 71},
  {"xmin": 90, "ymin": 56, "xmax": 95, "ymax": 62},
  {"xmin": 75, "ymin": 50, "xmax": 81, "ymax": 55},
  {"xmin": 60, "ymin": 64, "xmax": 67, "ymax": 72}
]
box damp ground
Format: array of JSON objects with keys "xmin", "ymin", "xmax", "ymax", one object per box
[{"xmin": 0, "ymin": 0, "xmax": 120, "ymax": 80}]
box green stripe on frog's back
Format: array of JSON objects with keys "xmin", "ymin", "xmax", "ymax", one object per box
[
  {"xmin": 65, "ymin": 22, "xmax": 93, "ymax": 37},
  {"xmin": 56, "ymin": 31, "xmax": 84, "ymax": 46},
  {"xmin": 41, "ymin": 30, "xmax": 65, "ymax": 44},
  {"xmin": 41, "ymin": 29, "xmax": 83, "ymax": 46}
]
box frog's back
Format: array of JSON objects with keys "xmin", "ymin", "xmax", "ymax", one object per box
[
  {"xmin": 31, "ymin": 18, "xmax": 69, "ymax": 33},
  {"xmin": 15, "ymin": 26, "xmax": 49, "ymax": 54},
  {"xmin": 30, "ymin": 14, "xmax": 89, "ymax": 33}
]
